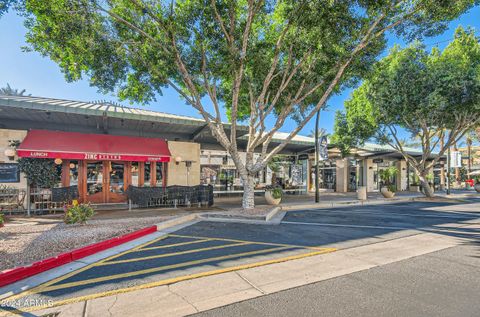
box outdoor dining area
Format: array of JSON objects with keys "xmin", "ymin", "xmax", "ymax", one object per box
[{"xmin": 0, "ymin": 185, "xmax": 26, "ymax": 215}]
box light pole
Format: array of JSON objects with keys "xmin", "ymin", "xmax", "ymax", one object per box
[
  {"xmin": 314, "ymin": 110, "xmax": 320, "ymax": 203},
  {"xmin": 446, "ymin": 146, "xmax": 451, "ymax": 195}
]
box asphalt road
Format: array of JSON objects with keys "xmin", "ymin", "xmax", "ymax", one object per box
[
  {"xmin": 191, "ymin": 243, "xmax": 480, "ymax": 317},
  {"xmin": 3, "ymin": 199, "xmax": 479, "ymax": 313}
]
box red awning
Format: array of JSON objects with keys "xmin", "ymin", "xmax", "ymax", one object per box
[{"xmin": 17, "ymin": 130, "xmax": 171, "ymax": 162}]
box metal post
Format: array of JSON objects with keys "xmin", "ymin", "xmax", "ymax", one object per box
[
  {"xmin": 27, "ymin": 182, "xmax": 31, "ymax": 217},
  {"xmin": 314, "ymin": 110, "xmax": 320, "ymax": 203},
  {"xmin": 446, "ymin": 146, "xmax": 451, "ymax": 195}
]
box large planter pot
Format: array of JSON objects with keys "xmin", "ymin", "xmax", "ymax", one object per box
[
  {"xmin": 409, "ymin": 185, "xmax": 420, "ymax": 192},
  {"xmin": 265, "ymin": 191, "xmax": 281, "ymax": 205},
  {"xmin": 380, "ymin": 187, "xmax": 395, "ymax": 198},
  {"xmin": 474, "ymin": 183, "xmax": 480, "ymax": 193}
]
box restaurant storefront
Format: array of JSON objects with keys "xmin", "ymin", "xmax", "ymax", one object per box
[{"xmin": 16, "ymin": 130, "xmax": 171, "ymax": 203}]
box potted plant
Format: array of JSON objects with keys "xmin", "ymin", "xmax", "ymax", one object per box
[
  {"xmin": 475, "ymin": 177, "xmax": 480, "ymax": 193},
  {"xmin": 265, "ymin": 185, "xmax": 283, "ymax": 205},
  {"xmin": 409, "ymin": 175, "xmax": 420, "ymax": 192},
  {"xmin": 379, "ymin": 166, "xmax": 398, "ymax": 198}
]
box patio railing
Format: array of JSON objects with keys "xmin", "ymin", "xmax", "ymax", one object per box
[{"xmin": 126, "ymin": 185, "xmax": 214, "ymax": 208}]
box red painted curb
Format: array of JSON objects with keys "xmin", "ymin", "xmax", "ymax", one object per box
[{"xmin": 0, "ymin": 225, "xmax": 157, "ymax": 288}]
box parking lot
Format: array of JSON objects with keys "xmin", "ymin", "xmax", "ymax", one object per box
[{"xmin": 2, "ymin": 199, "xmax": 480, "ymax": 313}]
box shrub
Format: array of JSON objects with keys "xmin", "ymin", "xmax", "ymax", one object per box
[
  {"xmin": 0, "ymin": 213, "xmax": 4, "ymax": 227},
  {"xmin": 266, "ymin": 186, "xmax": 283, "ymax": 199},
  {"xmin": 64, "ymin": 200, "xmax": 95, "ymax": 225}
]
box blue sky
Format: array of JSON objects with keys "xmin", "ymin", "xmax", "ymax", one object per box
[{"xmin": 0, "ymin": 6, "xmax": 479, "ymax": 137}]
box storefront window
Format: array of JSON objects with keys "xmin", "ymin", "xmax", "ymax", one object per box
[
  {"xmin": 144, "ymin": 162, "xmax": 151, "ymax": 186},
  {"xmin": 87, "ymin": 162, "xmax": 103, "ymax": 195},
  {"xmin": 156, "ymin": 162, "xmax": 164, "ymax": 186},
  {"xmin": 109, "ymin": 162, "xmax": 125, "ymax": 194},
  {"xmin": 69, "ymin": 161, "xmax": 79, "ymax": 186},
  {"xmin": 131, "ymin": 162, "xmax": 139, "ymax": 186},
  {"xmin": 54, "ymin": 163, "xmax": 62, "ymax": 188}
]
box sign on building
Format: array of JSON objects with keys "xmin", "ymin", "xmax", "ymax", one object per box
[
  {"xmin": 318, "ymin": 136, "xmax": 328, "ymax": 161},
  {"xmin": 0, "ymin": 163, "xmax": 20, "ymax": 183},
  {"xmin": 450, "ymin": 151, "xmax": 462, "ymax": 168}
]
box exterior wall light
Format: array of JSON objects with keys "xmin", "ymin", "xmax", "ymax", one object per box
[
  {"xmin": 4, "ymin": 148, "xmax": 16, "ymax": 161},
  {"xmin": 69, "ymin": 163, "xmax": 76, "ymax": 169},
  {"xmin": 175, "ymin": 156, "xmax": 182, "ymax": 165},
  {"xmin": 54, "ymin": 158, "xmax": 63, "ymax": 165}
]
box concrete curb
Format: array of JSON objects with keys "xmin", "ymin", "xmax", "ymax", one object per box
[
  {"xmin": 0, "ymin": 226, "xmax": 157, "ymax": 289},
  {"xmin": 197, "ymin": 206, "xmax": 287, "ymax": 225},
  {"xmin": 281, "ymin": 196, "xmax": 420, "ymax": 212},
  {"xmin": 156, "ymin": 214, "xmax": 198, "ymax": 231}
]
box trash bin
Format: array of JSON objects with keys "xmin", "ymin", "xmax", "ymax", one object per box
[{"xmin": 357, "ymin": 186, "xmax": 367, "ymax": 200}]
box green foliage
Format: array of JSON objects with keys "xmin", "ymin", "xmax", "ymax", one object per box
[
  {"xmin": 410, "ymin": 174, "xmax": 420, "ymax": 186},
  {"xmin": 20, "ymin": 0, "xmax": 476, "ymax": 119},
  {"xmin": 379, "ymin": 166, "xmax": 398, "ymax": 191},
  {"xmin": 266, "ymin": 186, "xmax": 283, "ymax": 200},
  {"xmin": 333, "ymin": 26, "xmax": 480, "ymax": 153},
  {"xmin": 0, "ymin": 213, "xmax": 4, "ymax": 226},
  {"xmin": 17, "ymin": 158, "xmax": 60, "ymax": 188},
  {"xmin": 64, "ymin": 202, "xmax": 95, "ymax": 225}
]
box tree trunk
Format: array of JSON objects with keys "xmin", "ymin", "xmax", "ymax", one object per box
[
  {"xmin": 241, "ymin": 174, "xmax": 256, "ymax": 209},
  {"xmin": 439, "ymin": 136, "xmax": 445, "ymax": 190},
  {"xmin": 454, "ymin": 143, "xmax": 460, "ymax": 186},
  {"xmin": 419, "ymin": 172, "xmax": 434, "ymax": 198}
]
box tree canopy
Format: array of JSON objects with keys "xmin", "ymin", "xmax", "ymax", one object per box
[
  {"xmin": 332, "ymin": 26, "xmax": 480, "ymax": 196},
  {"xmin": 17, "ymin": 0, "xmax": 479, "ymax": 208}
]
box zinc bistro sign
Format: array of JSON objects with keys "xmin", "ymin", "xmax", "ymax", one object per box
[
  {"xmin": 18, "ymin": 150, "xmax": 169, "ymax": 162},
  {"xmin": 84, "ymin": 153, "xmax": 122, "ymax": 160}
]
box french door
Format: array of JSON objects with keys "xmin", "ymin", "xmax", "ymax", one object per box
[{"xmin": 84, "ymin": 161, "xmax": 128, "ymax": 203}]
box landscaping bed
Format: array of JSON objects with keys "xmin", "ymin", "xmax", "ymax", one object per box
[{"xmin": 0, "ymin": 215, "xmax": 172, "ymax": 271}]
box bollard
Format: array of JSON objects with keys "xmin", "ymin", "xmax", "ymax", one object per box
[{"xmin": 357, "ymin": 186, "xmax": 367, "ymax": 201}]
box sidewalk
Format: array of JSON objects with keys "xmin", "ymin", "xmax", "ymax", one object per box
[{"xmin": 214, "ymin": 189, "xmax": 479, "ymax": 211}]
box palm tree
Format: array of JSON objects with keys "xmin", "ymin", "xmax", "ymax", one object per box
[
  {"xmin": 0, "ymin": 83, "xmax": 30, "ymax": 96},
  {"xmin": 308, "ymin": 128, "xmax": 328, "ymax": 139}
]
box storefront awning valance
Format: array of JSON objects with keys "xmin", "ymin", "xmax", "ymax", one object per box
[{"xmin": 17, "ymin": 130, "xmax": 171, "ymax": 162}]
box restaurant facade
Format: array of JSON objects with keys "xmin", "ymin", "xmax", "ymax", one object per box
[{"xmin": 0, "ymin": 95, "xmax": 438, "ymax": 210}]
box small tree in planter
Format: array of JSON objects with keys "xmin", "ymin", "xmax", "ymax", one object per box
[
  {"xmin": 379, "ymin": 166, "xmax": 398, "ymax": 198},
  {"xmin": 410, "ymin": 175, "xmax": 421, "ymax": 192},
  {"xmin": 265, "ymin": 186, "xmax": 283, "ymax": 206}
]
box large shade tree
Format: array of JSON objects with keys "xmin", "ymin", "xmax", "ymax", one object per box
[
  {"xmin": 18, "ymin": 0, "xmax": 477, "ymax": 208},
  {"xmin": 332, "ymin": 26, "xmax": 480, "ymax": 197}
]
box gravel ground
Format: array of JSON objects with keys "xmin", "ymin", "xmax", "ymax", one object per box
[{"xmin": 0, "ymin": 215, "xmax": 173, "ymax": 271}]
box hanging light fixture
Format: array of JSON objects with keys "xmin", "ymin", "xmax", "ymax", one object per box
[
  {"xmin": 4, "ymin": 148, "xmax": 16, "ymax": 160},
  {"xmin": 54, "ymin": 158, "xmax": 63, "ymax": 165},
  {"xmin": 175, "ymin": 156, "xmax": 182, "ymax": 165},
  {"xmin": 69, "ymin": 162, "xmax": 76, "ymax": 169}
]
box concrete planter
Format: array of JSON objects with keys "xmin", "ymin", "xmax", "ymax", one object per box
[
  {"xmin": 474, "ymin": 183, "xmax": 480, "ymax": 193},
  {"xmin": 357, "ymin": 186, "xmax": 367, "ymax": 200},
  {"xmin": 380, "ymin": 187, "xmax": 395, "ymax": 198},
  {"xmin": 265, "ymin": 191, "xmax": 282, "ymax": 205},
  {"xmin": 409, "ymin": 185, "xmax": 420, "ymax": 192}
]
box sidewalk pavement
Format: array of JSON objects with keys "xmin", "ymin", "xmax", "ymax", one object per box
[
  {"xmin": 213, "ymin": 190, "xmax": 479, "ymax": 212},
  {"xmin": 30, "ymin": 222, "xmax": 477, "ymax": 317}
]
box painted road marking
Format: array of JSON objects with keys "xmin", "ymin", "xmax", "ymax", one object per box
[
  {"xmin": 281, "ymin": 221, "xmax": 478, "ymax": 234},
  {"xmin": 168, "ymin": 234, "xmax": 327, "ymax": 251},
  {"xmin": 282, "ymin": 221, "xmax": 411, "ymax": 230},
  {"xmin": 0, "ymin": 247, "xmax": 336, "ymax": 315},
  {"xmin": 301, "ymin": 209, "xmax": 480, "ymax": 219},
  {"xmin": 39, "ymin": 246, "xmax": 293, "ymax": 292},
  {"xmin": 139, "ymin": 238, "xmax": 212, "ymax": 251},
  {"xmin": 1, "ymin": 233, "xmax": 337, "ymax": 312},
  {"xmin": 98, "ymin": 241, "xmax": 250, "ymax": 266},
  {"xmin": 1, "ymin": 234, "xmax": 172, "ymax": 302}
]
